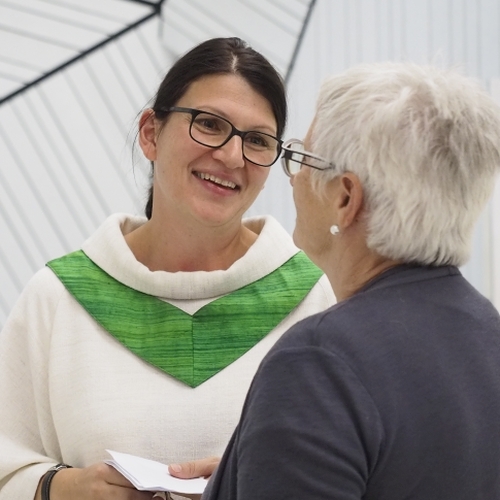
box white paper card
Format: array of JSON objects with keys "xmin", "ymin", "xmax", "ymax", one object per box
[{"xmin": 105, "ymin": 449, "xmax": 209, "ymax": 494}]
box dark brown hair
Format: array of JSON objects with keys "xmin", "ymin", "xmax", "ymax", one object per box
[{"xmin": 144, "ymin": 37, "xmax": 287, "ymax": 219}]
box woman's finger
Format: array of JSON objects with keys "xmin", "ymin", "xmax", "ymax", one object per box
[{"xmin": 168, "ymin": 456, "xmax": 220, "ymax": 479}]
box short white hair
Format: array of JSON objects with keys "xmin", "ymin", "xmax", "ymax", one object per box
[{"xmin": 311, "ymin": 62, "xmax": 500, "ymax": 266}]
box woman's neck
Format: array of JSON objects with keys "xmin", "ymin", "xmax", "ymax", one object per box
[
  {"xmin": 329, "ymin": 256, "xmax": 401, "ymax": 302},
  {"xmin": 321, "ymin": 231, "xmax": 401, "ymax": 302},
  {"xmin": 124, "ymin": 216, "xmax": 258, "ymax": 273}
]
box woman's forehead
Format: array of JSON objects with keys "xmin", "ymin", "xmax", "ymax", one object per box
[{"xmin": 178, "ymin": 74, "xmax": 277, "ymax": 132}]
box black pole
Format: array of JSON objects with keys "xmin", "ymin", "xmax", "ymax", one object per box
[
  {"xmin": 285, "ymin": 0, "xmax": 317, "ymax": 85},
  {"xmin": 0, "ymin": 7, "xmax": 162, "ymax": 106},
  {"xmin": 124, "ymin": 0, "xmax": 163, "ymax": 8}
]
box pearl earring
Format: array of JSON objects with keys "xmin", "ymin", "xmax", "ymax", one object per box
[{"xmin": 330, "ymin": 224, "xmax": 340, "ymax": 235}]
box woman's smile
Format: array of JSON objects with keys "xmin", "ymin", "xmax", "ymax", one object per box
[{"xmin": 195, "ymin": 171, "xmax": 238, "ymax": 190}]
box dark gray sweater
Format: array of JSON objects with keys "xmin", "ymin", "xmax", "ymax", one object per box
[{"xmin": 203, "ymin": 265, "xmax": 500, "ymax": 499}]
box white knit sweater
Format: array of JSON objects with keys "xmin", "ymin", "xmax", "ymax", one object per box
[{"xmin": 0, "ymin": 214, "xmax": 334, "ymax": 499}]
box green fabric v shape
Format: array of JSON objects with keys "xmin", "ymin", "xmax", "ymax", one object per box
[{"xmin": 47, "ymin": 250, "xmax": 322, "ymax": 388}]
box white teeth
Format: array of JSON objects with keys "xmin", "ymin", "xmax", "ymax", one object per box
[{"xmin": 197, "ymin": 172, "xmax": 237, "ymax": 189}]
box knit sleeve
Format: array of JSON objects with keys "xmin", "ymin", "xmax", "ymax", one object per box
[{"xmin": 0, "ymin": 268, "xmax": 65, "ymax": 499}]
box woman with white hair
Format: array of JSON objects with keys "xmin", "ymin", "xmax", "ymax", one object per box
[{"xmin": 201, "ymin": 62, "xmax": 500, "ymax": 499}]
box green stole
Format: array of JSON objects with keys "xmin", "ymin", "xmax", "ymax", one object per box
[{"xmin": 47, "ymin": 250, "xmax": 322, "ymax": 388}]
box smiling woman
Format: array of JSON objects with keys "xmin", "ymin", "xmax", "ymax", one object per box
[
  {"xmin": 129, "ymin": 72, "xmax": 278, "ymax": 270},
  {"xmin": 0, "ymin": 37, "xmax": 334, "ymax": 500}
]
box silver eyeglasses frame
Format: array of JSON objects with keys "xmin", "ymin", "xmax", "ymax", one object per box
[{"xmin": 281, "ymin": 138, "xmax": 335, "ymax": 177}]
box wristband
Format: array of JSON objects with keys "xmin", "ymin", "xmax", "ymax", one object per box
[{"xmin": 41, "ymin": 464, "xmax": 72, "ymax": 500}]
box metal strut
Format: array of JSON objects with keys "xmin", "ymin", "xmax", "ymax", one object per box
[{"xmin": 0, "ymin": 0, "xmax": 165, "ymax": 106}]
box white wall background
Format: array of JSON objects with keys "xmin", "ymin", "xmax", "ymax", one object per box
[
  {"xmin": 251, "ymin": 0, "xmax": 500, "ymax": 311},
  {"xmin": 490, "ymin": 78, "xmax": 500, "ymax": 310},
  {"xmin": 1, "ymin": 0, "xmax": 500, "ymax": 328}
]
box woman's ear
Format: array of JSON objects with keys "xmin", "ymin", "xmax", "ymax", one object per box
[
  {"xmin": 138, "ymin": 109, "xmax": 158, "ymax": 161},
  {"xmin": 336, "ymin": 172, "xmax": 364, "ymax": 229}
]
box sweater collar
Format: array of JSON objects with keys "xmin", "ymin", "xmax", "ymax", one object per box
[{"xmin": 82, "ymin": 214, "xmax": 300, "ymax": 300}]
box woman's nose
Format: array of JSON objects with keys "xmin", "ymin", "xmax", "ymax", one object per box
[{"xmin": 212, "ymin": 136, "xmax": 245, "ymax": 169}]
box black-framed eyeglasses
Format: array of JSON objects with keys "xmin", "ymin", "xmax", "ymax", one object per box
[
  {"xmin": 281, "ymin": 138, "xmax": 336, "ymax": 177},
  {"xmin": 162, "ymin": 106, "xmax": 282, "ymax": 167}
]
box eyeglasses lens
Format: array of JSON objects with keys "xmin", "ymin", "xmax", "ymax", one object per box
[
  {"xmin": 190, "ymin": 112, "xmax": 279, "ymax": 167},
  {"xmin": 286, "ymin": 145, "xmax": 305, "ymax": 176}
]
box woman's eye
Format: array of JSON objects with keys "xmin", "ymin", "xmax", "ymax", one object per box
[
  {"xmin": 196, "ymin": 118, "xmax": 220, "ymax": 131},
  {"xmin": 245, "ymin": 133, "xmax": 268, "ymax": 148}
]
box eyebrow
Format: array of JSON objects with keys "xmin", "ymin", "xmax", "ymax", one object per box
[{"xmin": 191, "ymin": 105, "xmax": 278, "ymax": 135}]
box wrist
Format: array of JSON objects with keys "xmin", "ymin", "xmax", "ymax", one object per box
[{"xmin": 40, "ymin": 464, "xmax": 73, "ymax": 500}]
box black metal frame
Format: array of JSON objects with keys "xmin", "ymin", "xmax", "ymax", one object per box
[
  {"xmin": 285, "ymin": 0, "xmax": 317, "ymax": 84},
  {"xmin": 0, "ymin": 0, "xmax": 316, "ymax": 105},
  {"xmin": 0, "ymin": 0, "xmax": 166, "ymax": 106}
]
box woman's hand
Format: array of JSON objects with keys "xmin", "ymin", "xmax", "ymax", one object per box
[
  {"xmin": 35, "ymin": 463, "xmax": 153, "ymax": 500},
  {"xmin": 166, "ymin": 456, "xmax": 220, "ymax": 499},
  {"xmin": 168, "ymin": 456, "xmax": 220, "ymax": 480}
]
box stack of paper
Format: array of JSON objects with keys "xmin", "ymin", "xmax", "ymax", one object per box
[{"xmin": 105, "ymin": 450, "xmax": 209, "ymax": 494}]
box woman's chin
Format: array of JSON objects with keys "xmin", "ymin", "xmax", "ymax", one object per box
[{"xmin": 193, "ymin": 206, "xmax": 243, "ymax": 229}]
